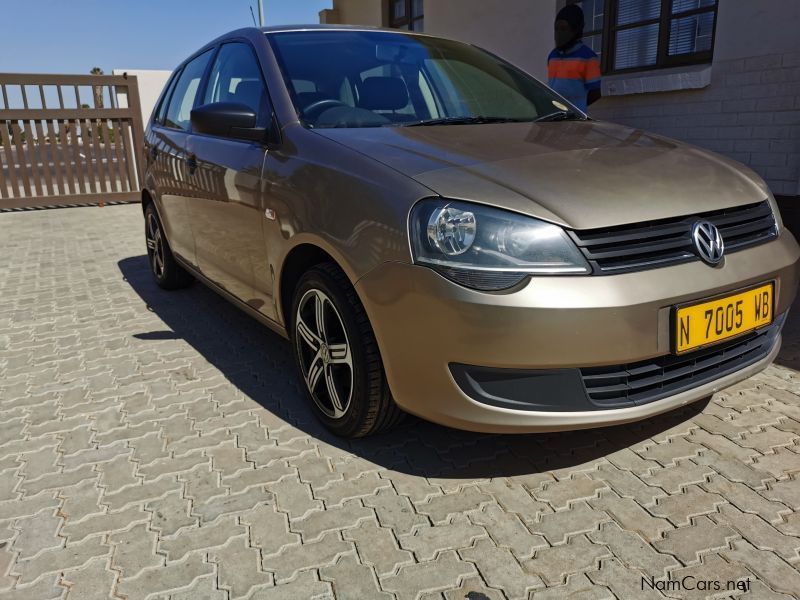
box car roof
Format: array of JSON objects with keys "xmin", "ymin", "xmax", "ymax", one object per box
[
  {"xmin": 259, "ymin": 24, "xmax": 440, "ymax": 38},
  {"xmin": 261, "ymin": 24, "xmax": 412, "ymax": 33},
  {"xmin": 194, "ymin": 25, "xmax": 436, "ymax": 55},
  {"xmin": 261, "ymin": 24, "xmax": 378, "ymax": 33}
]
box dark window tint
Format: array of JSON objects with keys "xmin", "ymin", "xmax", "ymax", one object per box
[
  {"xmin": 155, "ymin": 71, "xmax": 180, "ymax": 125},
  {"xmin": 615, "ymin": 22, "xmax": 660, "ymax": 70},
  {"xmin": 203, "ymin": 42, "xmax": 270, "ymax": 129},
  {"xmin": 668, "ymin": 10, "xmax": 715, "ymax": 56},
  {"xmin": 616, "ymin": 0, "xmax": 661, "ymax": 25},
  {"xmin": 164, "ymin": 49, "xmax": 213, "ymax": 131},
  {"xmin": 389, "ymin": 0, "xmax": 424, "ymax": 31},
  {"xmin": 580, "ymin": 0, "xmax": 606, "ymax": 63}
]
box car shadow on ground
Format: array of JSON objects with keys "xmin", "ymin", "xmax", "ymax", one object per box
[{"xmin": 121, "ymin": 254, "xmax": 723, "ymax": 479}]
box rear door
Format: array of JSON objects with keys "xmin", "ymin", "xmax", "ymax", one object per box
[
  {"xmin": 152, "ymin": 49, "xmax": 214, "ymax": 265},
  {"xmin": 185, "ymin": 41, "xmax": 271, "ymax": 305}
]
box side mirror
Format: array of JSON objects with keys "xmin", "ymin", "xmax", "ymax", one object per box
[{"xmin": 191, "ymin": 102, "xmax": 266, "ymax": 142}]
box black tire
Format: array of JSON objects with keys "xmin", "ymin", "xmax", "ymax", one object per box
[
  {"xmin": 144, "ymin": 203, "xmax": 193, "ymax": 290},
  {"xmin": 290, "ymin": 263, "xmax": 404, "ymax": 438}
]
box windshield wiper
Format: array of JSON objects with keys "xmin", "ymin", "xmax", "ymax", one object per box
[
  {"xmin": 535, "ymin": 110, "xmax": 586, "ymax": 122},
  {"xmin": 402, "ymin": 116, "xmax": 534, "ymax": 127}
]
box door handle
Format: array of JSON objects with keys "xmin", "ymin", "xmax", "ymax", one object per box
[{"xmin": 185, "ymin": 154, "xmax": 198, "ymax": 175}]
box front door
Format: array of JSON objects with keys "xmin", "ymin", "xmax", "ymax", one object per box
[
  {"xmin": 186, "ymin": 42, "xmax": 270, "ymax": 306},
  {"xmin": 154, "ymin": 49, "xmax": 215, "ymax": 265}
]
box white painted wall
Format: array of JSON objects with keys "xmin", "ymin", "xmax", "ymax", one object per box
[
  {"xmin": 714, "ymin": 0, "xmax": 800, "ymax": 62},
  {"xmin": 423, "ymin": 0, "xmax": 556, "ymax": 82},
  {"xmin": 321, "ymin": 0, "xmax": 556, "ymax": 81},
  {"xmin": 320, "ymin": 0, "xmax": 386, "ymax": 27},
  {"xmin": 112, "ymin": 69, "xmax": 172, "ymax": 126}
]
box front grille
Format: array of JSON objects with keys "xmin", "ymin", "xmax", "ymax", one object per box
[
  {"xmin": 569, "ymin": 201, "xmax": 778, "ymax": 275},
  {"xmin": 580, "ymin": 313, "xmax": 785, "ymax": 409}
]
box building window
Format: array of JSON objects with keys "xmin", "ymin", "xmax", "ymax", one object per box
[
  {"xmin": 389, "ymin": 0, "xmax": 424, "ymax": 31},
  {"xmin": 580, "ymin": 0, "xmax": 606, "ymax": 63},
  {"xmin": 575, "ymin": 0, "xmax": 718, "ymax": 74}
]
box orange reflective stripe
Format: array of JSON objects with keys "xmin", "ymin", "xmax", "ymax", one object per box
[
  {"xmin": 548, "ymin": 58, "xmax": 589, "ymax": 81},
  {"xmin": 585, "ymin": 58, "xmax": 601, "ymax": 81}
]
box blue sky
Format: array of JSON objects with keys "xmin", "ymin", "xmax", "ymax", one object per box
[{"xmin": 0, "ymin": 0, "xmax": 332, "ymax": 74}]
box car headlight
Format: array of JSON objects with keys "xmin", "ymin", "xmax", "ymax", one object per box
[{"xmin": 410, "ymin": 199, "xmax": 590, "ymax": 290}]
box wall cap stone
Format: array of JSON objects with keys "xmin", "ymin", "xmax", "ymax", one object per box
[{"xmin": 603, "ymin": 64, "xmax": 712, "ymax": 97}]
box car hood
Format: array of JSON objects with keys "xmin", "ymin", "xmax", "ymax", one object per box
[{"xmin": 315, "ymin": 120, "xmax": 770, "ymax": 230}]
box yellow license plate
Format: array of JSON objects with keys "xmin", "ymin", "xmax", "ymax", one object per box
[{"xmin": 674, "ymin": 282, "xmax": 774, "ymax": 354}]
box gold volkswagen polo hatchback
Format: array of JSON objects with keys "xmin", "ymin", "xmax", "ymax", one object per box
[{"xmin": 142, "ymin": 26, "xmax": 799, "ymax": 437}]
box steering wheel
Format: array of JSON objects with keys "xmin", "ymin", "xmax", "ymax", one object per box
[{"xmin": 302, "ymin": 99, "xmax": 349, "ymax": 121}]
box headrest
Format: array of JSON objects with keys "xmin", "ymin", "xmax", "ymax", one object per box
[
  {"xmin": 231, "ymin": 80, "xmax": 265, "ymax": 111},
  {"xmin": 359, "ymin": 77, "xmax": 409, "ymax": 111}
]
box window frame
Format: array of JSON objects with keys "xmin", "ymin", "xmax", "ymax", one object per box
[
  {"xmin": 581, "ymin": 0, "xmax": 719, "ymax": 75},
  {"xmin": 580, "ymin": 1, "xmax": 605, "ymax": 67},
  {"xmin": 200, "ymin": 40, "xmax": 274, "ymax": 133},
  {"xmin": 152, "ymin": 69, "xmax": 181, "ymax": 127},
  {"xmin": 161, "ymin": 48, "xmax": 217, "ymax": 132},
  {"xmin": 388, "ymin": 0, "xmax": 424, "ymax": 31},
  {"xmin": 157, "ymin": 37, "xmax": 278, "ymax": 142}
]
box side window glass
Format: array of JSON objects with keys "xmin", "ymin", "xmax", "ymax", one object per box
[
  {"xmin": 155, "ymin": 71, "xmax": 180, "ymax": 125},
  {"xmin": 165, "ymin": 49, "xmax": 214, "ymax": 131},
  {"xmin": 203, "ymin": 42, "xmax": 270, "ymax": 130}
]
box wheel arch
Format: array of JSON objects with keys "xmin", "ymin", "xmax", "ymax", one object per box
[
  {"xmin": 141, "ymin": 188, "xmax": 154, "ymax": 214},
  {"xmin": 277, "ymin": 242, "xmax": 355, "ymax": 330},
  {"xmin": 140, "ymin": 187, "xmax": 171, "ymax": 245}
]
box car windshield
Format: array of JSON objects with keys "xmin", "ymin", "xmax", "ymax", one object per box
[{"xmin": 268, "ymin": 30, "xmax": 581, "ymax": 129}]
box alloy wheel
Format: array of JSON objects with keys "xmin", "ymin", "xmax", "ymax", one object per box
[
  {"xmin": 145, "ymin": 212, "xmax": 166, "ymax": 279},
  {"xmin": 295, "ymin": 288, "xmax": 354, "ymax": 419}
]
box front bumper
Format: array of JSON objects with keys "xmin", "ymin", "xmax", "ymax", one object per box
[{"xmin": 355, "ymin": 231, "xmax": 800, "ymax": 433}]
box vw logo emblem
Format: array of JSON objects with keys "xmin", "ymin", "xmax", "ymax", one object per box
[{"xmin": 692, "ymin": 220, "xmax": 725, "ymax": 265}]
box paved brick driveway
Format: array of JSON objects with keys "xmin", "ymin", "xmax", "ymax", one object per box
[{"xmin": 1, "ymin": 204, "xmax": 799, "ymax": 600}]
